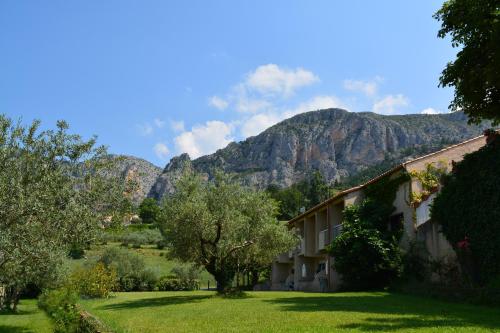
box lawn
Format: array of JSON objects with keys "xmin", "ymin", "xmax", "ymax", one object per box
[
  {"xmin": 81, "ymin": 291, "xmax": 500, "ymax": 333},
  {"xmin": 0, "ymin": 299, "xmax": 53, "ymax": 333}
]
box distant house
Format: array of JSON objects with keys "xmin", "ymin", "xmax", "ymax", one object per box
[{"xmin": 271, "ymin": 133, "xmax": 490, "ymax": 292}]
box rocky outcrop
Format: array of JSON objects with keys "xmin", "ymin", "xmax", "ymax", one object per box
[
  {"xmin": 148, "ymin": 109, "xmax": 487, "ymax": 200},
  {"xmin": 105, "ymin": 155, "xmax": 162, "ymax": 204}
]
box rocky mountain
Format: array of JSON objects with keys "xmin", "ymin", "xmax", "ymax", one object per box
[
  {"xmin": 148, "ymin": 109, "xmax": 488, "ymax": 200},
  {"xmin": 105, "ymin": 155, "xmax": 162, "ymax": 205}
]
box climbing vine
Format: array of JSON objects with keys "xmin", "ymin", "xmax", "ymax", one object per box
[{"xmin": 409, "ymin": 161, "xmax": 447, "ymax": 206}]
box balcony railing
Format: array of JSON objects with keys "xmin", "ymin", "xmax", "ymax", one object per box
[
  {"xmin": 332, "ymin": 224, "xmax": 343, "ymax": 239},
  {"xmin": 318, "ymin": 229, "xmax": 328, "ymax": 250}
]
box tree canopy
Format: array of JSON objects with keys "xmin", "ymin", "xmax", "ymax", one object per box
[
  {"xmin": 158, "ymin": 171, "xmax": 296, "ymax": 292},
  {"xmin": 0, "ymin": 116, "xmax": 129, "ymax": 311},
  {"xmin": 266, "ymin": 171, "xmax": 336, "ymax": 221},
  {"xmin": 138, "ymin": 197, "xmax": 161, "ymax": 224},
  {"xmin": 434, "ymin": 0, "xmax": 500, "ymax": 124}
]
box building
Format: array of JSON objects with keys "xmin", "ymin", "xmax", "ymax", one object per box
[{"xmin": 271, "ymin": 133, "xmax": 490, "ymax": 292}]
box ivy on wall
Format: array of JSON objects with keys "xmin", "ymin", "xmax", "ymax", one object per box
[
  {"xmin": 431, "ymin": 133, "xmax": 500, "ymax": 286},
  {"xmin": 409, "ymin": 162, "xmax": 447, "ymax": 207}
]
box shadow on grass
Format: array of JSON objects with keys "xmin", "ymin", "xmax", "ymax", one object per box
[
  {"xmin": 0, "ymin": 309, "xmax": 37, "ymax": 316},
  {"xmin": 99, "ymin": 295, "xmax": 212, "ymax": 310},
  {"xmin": 266, "ymin": 293, "xmax": 500, "ymax": 332},
  {"xmin": 0, "ymin": 325, "xmax": 33, "ymax": 333}
]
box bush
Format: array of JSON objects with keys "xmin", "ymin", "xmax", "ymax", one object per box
[
  {"xmin": 97, "ymin": 247, "xmax": 159, "ymax": 291},
  {"xmin": 401, "ymin": 241, "xmax": 431, "ymax": 283},
  {"xmin": 156, "ymin": 264, "xmax": 200, "ymax": 291},
  {"xmin": 68, "ymin": 243, "xmax": 86, "ymax": 259},
  {"xmin": 120, "ymin": 229, "xmax": 163, "ymax": 248},
  {"xmin": 38, "ymin": 286, "xmax": 115, "ymax": 333},
  {"xmin": 71, "ymin": 263, "xmax": 117, "ymax": 298},
  {"xmin": 327, "ymin": 199, "xmax": 403, "ymax": 290},
  {"xmin": 171, "ymin": 264, "xmax": 201, "ymax": 282},
  {"xmin": 38, "ymin": 287, "xmax": 80, "ymax": 333},
  {"xmin": 431, "ymin": 133, "xmax": 500, "ymax": 286},
  {"xmin": 78, "ymin": 310, "xmax": 114, "ymax": 333},
  {"xmin": 156, "ymin": 276, "xmax": 199, "ymax": 291}
]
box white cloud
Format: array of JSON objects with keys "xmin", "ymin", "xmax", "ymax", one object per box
[
  {"xmin": 373, "ymin": 94, "xmax": 409, "ymax": 115},
  {"xmin": 343, "ymin": 77, "xmax": 382, "ymax": 97},
  {"xmin": 284, "ymin": 95, "xmax": 345, "ymax": 118},
  {"xmin": 153, "ymin": 142, "xmax": 170, "ymax": 160},
  {"xmin": 208, "ymin": 96, "xmax": 229, "ymax": 110},
  {"xmin": 240, "ymin": 113, "xmax": 281, "ymax": 138},
  {"xmin": 236, "ymin": 96, "xmax": 272, "ymax": 114},
  {"xmin": 245, "ymin": 64, "xmax": 319, "ymax": 97},
  {"xmin": 174, "ymin": 121, "xmax": 233, "ymax": 158},
  {"xmin": 137, "ymin": 123, "xmax": 153, "ymax": 136},
  {"xmin": 154, "ymin": 118, "xmax": 165, "ymax": 128},
  {"xmin": 169, "ymin": 120, "xmax": 185, "ymax": 133},
  {"xmin": 240, "ymin": 95, "xmax": 345, "ymax": 138},
  {"xmin": 421, "ymin": 107, "xmax": 444, "ymax": 114}
]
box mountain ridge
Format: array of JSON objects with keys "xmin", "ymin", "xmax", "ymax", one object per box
[{"xmin": 145, "ymin": 109, "xmax": 488, "ymax": 200}]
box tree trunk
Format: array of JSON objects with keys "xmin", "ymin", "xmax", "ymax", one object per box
[
  {"xmin": 214, "ymin": 270, "xmax": 234, "ymax": 292},
  {"xmin": 251, "ymin": 270, "xmax": 259, "ymax": 286},
  {"xmin": 4, "ymin": 287, "xmax": 19, "ymax": 312}
]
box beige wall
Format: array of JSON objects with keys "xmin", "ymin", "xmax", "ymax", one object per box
[{"xmin": 405, "ymin": 136, "xmax": 486, "ymax": 174}]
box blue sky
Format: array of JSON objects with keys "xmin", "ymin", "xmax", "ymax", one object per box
[{"xmin": 0, "ymin": 1, "xmax": 455, "ymax": 166}]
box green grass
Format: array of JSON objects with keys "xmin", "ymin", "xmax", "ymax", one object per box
[
  {"xmin": 81, "ymin": 291, "xmax": 500, "ymax": 333},
  {"xmin": 0, "ymin": 299, "xmax": 53, "ymax": 333},
  {"xmin": 67, "ymin": 242, "xmax": 216, "ymax": 288}
]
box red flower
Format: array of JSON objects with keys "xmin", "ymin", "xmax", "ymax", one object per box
[{"xmin": 457, "ymin": 236, "xmax": 470, "ymax": 250}]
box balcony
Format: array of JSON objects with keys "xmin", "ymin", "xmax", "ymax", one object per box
[
  {"xmin": 318, "ymin": 229, "xmax": 328, "ymax": 250},
  {"xmin": 332, "ymin": 224, "xmax": 343, "ymax": 239}
]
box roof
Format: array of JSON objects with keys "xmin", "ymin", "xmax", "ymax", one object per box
[{"xmin": 287, "ymin": 131, "xmax": 493, "ymax": 225}]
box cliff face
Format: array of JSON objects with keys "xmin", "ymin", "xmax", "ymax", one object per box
[
  {"xmin": 105, "ymin": 155, "xmax": 162, "ymax": 204},
  {"xmin": 148, "ymin": 109, "xmax": 487, "ymax": 200}
]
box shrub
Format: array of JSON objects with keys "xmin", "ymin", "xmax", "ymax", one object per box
[
  {"xmin": 327, "ymin": 198, "xmax": 403, "ymax": 290},
  {"xmin": 120, "ymin": 229, "xmax": 163, "ymax": 248},
  {"xmin": 328, "ymin": 222, "xmax": 402, "ymax": 290},
  {"xmin": 171, "ymin": 264, "xmax": 201, "ymax": 282},
  {"xmin": 38, "ymin": 286, "xmax": 115, "ymax": 333},
  {"xmin": 78, "ymin": 310, "xmax": 114, "ymax": 333},
  {"xmin": 38, "ymin": 287, "xmax": 80, "ymax": 333},
  {"xmin": 156, "ymin": 276, "xmax": 199, "ymax": 291},
  {"xmin": 97, "ymin": 247, "xmax": 159, "ymax": 291},
  {"xmin": 68, "ymin": 243, "xmax": 86, "ymax": 259},
  {"xmin": 431, "ymin": 133, "xmax": 500, "ymax": 286},
  {"xmin": 71, "ymin": 263, "xmax": 117, "ymax": 298},
  {"xmin": 156, "ymin": 239, "xmax": 167, "ymax": 250},
  {"xmin": 401, "ymin": 241, "xmax": 431, "ymax": 283}
]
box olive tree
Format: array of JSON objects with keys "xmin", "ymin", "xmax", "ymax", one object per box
[
  {"xmin": 0, "ymin": 115, "xmax": 130, "ymax": 311},
  {"xmin": 158, "ymin": 172, "xmax": 296, "ymax": 292}
]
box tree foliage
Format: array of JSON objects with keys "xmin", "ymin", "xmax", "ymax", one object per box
[
  {"xmin": 0, "ymin": 115, "xmax": 129, "ymax": 311},
  {"xmin": 267, "ymin": 171, "xmax": 335, "ymax": 220},
  {"xmin": 327, "ymin": 173, "xmax": 408, "ymax": 290},
  {"xmin": 431, "ymin": 133, "xmax": 500, "ymax": 285},
  {"xmin": 158, "ymin": 171, "xmax": 296, "ymax": 292},
  {"xmin": 434, "ymin": 0, "xmax": 500, "ymax": 124},
  {"xmin": 138, "ymin": 197, "xmax": 161, "ymax": 224}
]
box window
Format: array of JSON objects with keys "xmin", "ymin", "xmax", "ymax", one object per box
[{"xmin": 389, "ymin": 213, "xmax": 404, "ymax": 232}]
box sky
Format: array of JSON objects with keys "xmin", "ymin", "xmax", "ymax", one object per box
[{"xmin": 0, "ymin": 1, "xmax": 456, "ymax": 166}]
